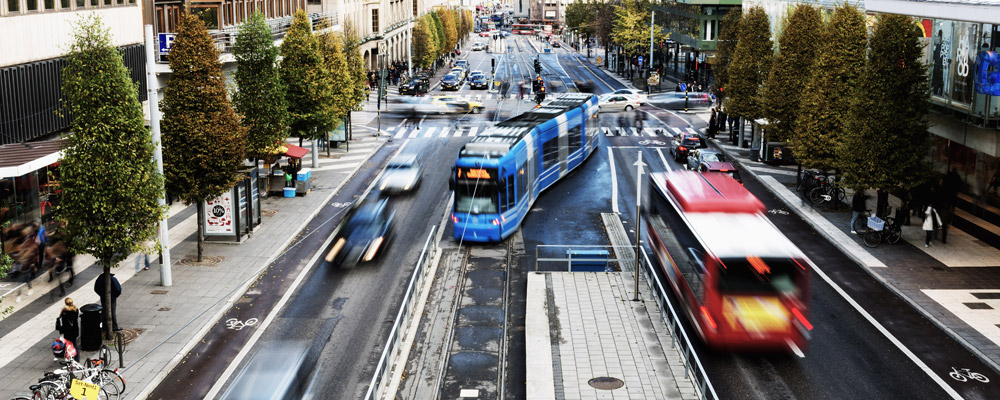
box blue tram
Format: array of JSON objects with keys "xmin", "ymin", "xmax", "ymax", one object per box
[{"xmin": 451, "ymin": 93, "xmax": 600, "ymax": 242}]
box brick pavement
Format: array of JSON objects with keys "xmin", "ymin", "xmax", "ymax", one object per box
[{"xmin": 0, "ymin": 124, "xmax": 387, "ymax": 399}]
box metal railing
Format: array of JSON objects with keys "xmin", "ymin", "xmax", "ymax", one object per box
[
  {"xmin": 638, "ymin": 248, "xmax": 718, "ymax": 400},
  {"xmin": 534, "ymin": 244, "xmax": 636, "ymax": 272},
  {"xmin": 363, "ymin": 225, "xmax": 438, "ymax": 400}
]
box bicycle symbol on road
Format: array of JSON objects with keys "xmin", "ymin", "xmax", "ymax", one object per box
[
  {"xmin": 767, "ymin": 209, "xmax": 790, "ymax": 215},
  {"xmin": 949, "ymin": 367, "xmax": 989, "ymax": 383},
  {"xmin": 330, "ymin": 202, "xmax": 351, "ymax": 208},
  {"xmin": 225, "ymin": 318, "xmax": 259, "ymax": 331},
  {"xmin": 638, "ymin": 140, "xmax": 666, "ymax": 146}
]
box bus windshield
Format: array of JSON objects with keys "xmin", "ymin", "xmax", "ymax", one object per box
[
  {"xmin": 717, "ymin": 257, "xmax": 799, "ymax": 295},
  {"xmin": 455, "ymin": 180, "xmax": 498, "ymax": 214}
]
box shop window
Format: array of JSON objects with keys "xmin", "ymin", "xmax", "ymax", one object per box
[
  {"xmin": 412, "ymin": 0, "xmax": 417, "ymax": 17},
  {"xmin": 90, "ymin": 0, "xmax": 97, "ymax": 7},
  {"xmin": 117, "ymin": 0, "xmax": 122, "ymax": 4}
]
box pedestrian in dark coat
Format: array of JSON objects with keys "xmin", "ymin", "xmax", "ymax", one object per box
[
  {"xmin": 850, "ymin": 190, "xmax": 867, "ymax": 234},
  {"xmin": 94, "ymin": 272, "xmax": 122, "ymax": 331},
  {"xmin": 56, "ymin": 297, "xmax": 80, "ymax": 361},
  {"xmin": 937, "ymin": 200, "xmax": 954, "ymax": 244}
]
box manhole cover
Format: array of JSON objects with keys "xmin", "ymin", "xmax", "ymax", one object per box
[
  {"xmin": 177, "ymin": 255, "xmax": 224, "ymax": 267},
  {"xmin": 116, "ymin": 328, "xmax": 144, "ymax": 345},
  {"xmin": 588, "ymin": 377, "xmax": 624, "ymax": 390}
]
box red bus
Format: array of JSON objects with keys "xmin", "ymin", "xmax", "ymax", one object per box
[
  {"xmin": 643, "ymin": 170, "xmax": 813, "ymax": 353},
  {"xmin": 512, "ymin": 24, "xmax": 534, "ymax": 35}
]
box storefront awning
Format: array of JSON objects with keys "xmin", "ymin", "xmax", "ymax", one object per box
[
  {"xmin": 0, "ymin": 139, "xmax": 64, "ymax": 179},
  {"xmin": 283, "ymin": 144, "xmax": 310, "ymax": 159}
]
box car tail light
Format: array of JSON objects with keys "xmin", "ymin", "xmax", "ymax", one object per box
[
  {"xmin": 363, "ymin": 237, "xmax": 384, "ymax": 262},
  {"xmin": 678, "ymin": 146, "xmax": 687, "ymax": 152},
  {"xmin": 791, "ymin": 307, "xmax": 813, "ymax": 331}
]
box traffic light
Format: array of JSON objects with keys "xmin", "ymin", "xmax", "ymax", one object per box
[
  {"xmin": 491, "ymin": 58, "xmax": 496, "ymax": 74},
  {"xmin": 534, "ymin": 58, "xmax": 541, "ymax": 75},
  {"xmin": 535, "ymin": 85, "xmax": 546, "ymax": 104},
  {"xmin": 532, "ymin": 79, "xmax": 540, "ymax": 92}
]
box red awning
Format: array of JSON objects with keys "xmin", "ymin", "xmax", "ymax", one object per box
[{"xmin": 283, "ymin": 144, "xmax": 310, "ymax": 159}]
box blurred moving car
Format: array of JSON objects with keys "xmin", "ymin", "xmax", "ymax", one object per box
[
  {"xmin": 669, "ymin": 133, "xmax": 704, "ymax": 162},
  {"xmin": 379, "ymin": 154, "xmax": 422, "ymax": 194},
  {"xmin": 326, "ymin": 199, "xmax": 395, "ymax": 267},
  {"xmin": 647, "ymin": 92, "xmax": 713, "ymax": 110},
  {"xmin": 441, "ymin": 74, "xmax": 462, "ymax": 90},
  {"xmin": 399, "ymin": 76, "xmax": 429, "ymax": 95},
  {"xmin": 597, "ymin": 94, "xmax": 641, "ymax": 112},
  {"xmin": 470, "ymin": 74, "xmax": 490, "ymax": 90},
  {"xmin": 449, "ymin": 67, "xmax": 467, "ymax": 81},
  {"xmin": 454, "ymin": 59, "xmax": 469, "ymax": 69},
  {"xmin": 685, "ymin": 148, "xmax": 726, "ymax": 171},
  {"xmin": 612, "ymin": 88, "xmax": 648, "ymax": 105},
  {"xmin": 480, "ymin": 31, "xmax": 491, "ymax": 37},
  {"xmin": 573, "ymin": 80, "xmax": 595, "ymax": 93},
  {"xmin": 472, "ymin": 42, "xmax": 485, "ymax": 51},
  {"xmin": 393, "ymin": 96, "xmax": 448, "ymax": 114},
  {"xmin": 431, "ymin": 95, "xmax": 485, "ymax": 114},
  {"xmin": 551, "ymin": 41, "xmax": 561, "ymax": 48},
  {"xmin": 219, "ymin": 342, "xmax": 310, "ymax": 400},
  {"xmin": 699, "ymin": 161, "xmax": 742, "ymax": 184}
]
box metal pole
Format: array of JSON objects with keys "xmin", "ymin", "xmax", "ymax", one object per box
[
  {"xmin": 633, "ymin": 152, "xmax": 645, "ymax": 302},
  {"xmin": 649, "ymin": 11, "xmax": 655, "ymax": 79},
  {"xmin": 145, "ymin": 25, "xmax": 171, "ymax": 287},
  {"xmin": 407, "ymin": 20, "xmax": 413, "ymax": 77}
]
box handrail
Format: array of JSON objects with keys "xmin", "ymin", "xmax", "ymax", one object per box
[
  {"xmin": 363, "ymin": 225, "xmax": 438, "ymax": 400},
  {"xmin": 639, "ymin": 248, "xmax": 718, "ymax": 400}
]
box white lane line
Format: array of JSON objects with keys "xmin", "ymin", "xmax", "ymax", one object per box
[
  {"xmin": 670, "ymin": 126, "xmax": 683, "ymax": 135},
  {"xmin": 630, "ymin": 127, "xmax": 639, "ymax": 136},
  {"xmin": 656, "ymin": 148, "xmax": 672, "ymax": 172},
  {"xmin": 609, "ymin": 147, "xmax": 619, "ymax": 214}
]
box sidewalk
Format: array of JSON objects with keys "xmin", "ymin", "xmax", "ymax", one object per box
[
  {"xmin": 692, "ymin": 113, "xmax": 1000, "ymax": 373},
  {"xmin": 0, "ymin": 126, "xmax": 389, "ymax": 399}
]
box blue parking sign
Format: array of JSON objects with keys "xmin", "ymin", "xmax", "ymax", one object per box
[
  {"xmin": 638, "ymin": 56, "xmax": 644, "ymax": 66},
  {"xmin": 158, "ymin": 33, "xmax": 177, "ymax": 53}
]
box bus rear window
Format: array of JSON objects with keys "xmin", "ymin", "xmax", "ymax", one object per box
[{"xmin": 717, "ymin": 257, "xmax": 799, "ymax": 294}]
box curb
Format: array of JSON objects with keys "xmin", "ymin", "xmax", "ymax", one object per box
[
  {"xmin": 131, "ymin": 137, "xmax": 388, "ymax": 399},
  {"xmin": 710, "ymin": 137, "xmax": 1000, "ymax": 375}
]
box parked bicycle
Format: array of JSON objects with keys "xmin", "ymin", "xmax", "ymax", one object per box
[
  {"xmin": 807, "ymin": 174, "xmax": 846, "ymax": 208},
  {"xmin": 856, "ymin": 207, "xmax": 902, "ymax": 248}
]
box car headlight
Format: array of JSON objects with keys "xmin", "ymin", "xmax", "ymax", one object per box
[
  {"xmin": 326, "ymin": 237, "xmax": 346, "ymax": 262},
  {"xmin": 363, "ymin": 237, "xmax": 384, "ymax": 262}
]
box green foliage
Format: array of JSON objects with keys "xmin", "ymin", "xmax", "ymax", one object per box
[
  {"xmin": 1, "ymin": 245, "xmax": 14, "ymax": 319},
  {"xmin": 712, "ymin": 8, "xmax": 742, "ymax": 101},
  {"xmin": 280, "ymin": 10, "xmax": 335, "ymax": 140},
  {"xmin": 594, "ymin": 2, "xmax": 615, "ymax": 55},
  {"xmin": 566, "ymin": 0, "xmax": 597, "ymax": 38},
  {"xmin": 431, "ymin": 11, "xmax": 447, "ymax": 57},
  {"xmin": 320, "ymin": 30, "xmax": 355, "ymax": 126},
  {"xmin": 761, "ymin": 4, "xmax": 823, "ymax": 142},
  {"xmin": 460, "ymin": 10, "xmax": 474, "ymax": 39},
  {"xmin": 413, "ymin": 17, "xmax": 438, "ymax": 69},
  {"xmin": 161, "ymin": 13, "xmax": 248, "ymax": 260},
  {"xmin": 612, "ymin": 0, "xmax": 661, "ymax": 57},
  {"xmin": 60, "ymin": 15, "xmax": 165, "ymax": 332},
  {"xmin": 440, "ymin": 10, "xmax": 458, "ymax": 55},
  {"xmin": 234, "ymin": 12, "xmax": 287, "ymax": 160},
  {"xmin": 342, "ymin": 19, "xmax": 369, "ymax": 110},
  {"xmin": 840, "ymin": 13, "xmax": 930, "ymax": 192},
  {"xmin": 793, "ymin": 3, "xmax": 867, "ymax": 170},
  {"xmin": 726, "ymin": 6, "xmax": 773, "ymax": 120}
]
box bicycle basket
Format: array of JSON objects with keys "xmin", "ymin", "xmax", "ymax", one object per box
[{"xmin": 867, "ymin": 216, "xmax": 885, "ymax": 231}]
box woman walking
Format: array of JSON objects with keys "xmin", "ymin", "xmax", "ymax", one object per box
[
  {"xmin": 56, "ymin": 297, "xmax": 80, "ymax": 361},
  {"xmin": 923, "ymin": 204, "xmax": 943, "ymax": 248}
]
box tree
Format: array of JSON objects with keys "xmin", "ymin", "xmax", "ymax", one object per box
[
  {"xmin": 612, "ymin": 0, "xmax": 659, "ymax": 61},
  {"xmin": 840, "ymin": 13, "xmax": 931, "ymax": 214},
  {"xmin": 281, "ymin": 10, "xmax": 335, "ymax": 145},
  {"xmin": 726, "ymin": 6, "xmax": 773, "ymax": 121},
  {"xmin": 760, "ymin": 4, "xmax": 822, "ymax": 142},
  {"xmin": 431, "ymin": 11, "xmax": 447, "ymax": 57},
  {"xmin": 319, "ymin": 30, "xmax": 355, "ymax": 130},
  {"xmin": 161, "ymin": 13, "xmax": 248, "ymax": 262},
  {"xmin": 60, "ymin": 15, "xmax": 165, "ymax": 336},
  {"xmin": 566, "ymin": 0, "xmax": 597, "ymax": 39},
  {"xmin": 594, "ymin": 1, "xmax": 615, "ymax": 67},
  {"xmin": 793, "ymin": 3, "xmax": 867, "ymax": 171},
  {"xmin": 712, "ymin": 8, "xmax": 742, "ymax": 102},
  {"xmin": 440, "ymin": 9, "xmax": 458, "ymax": 55},
  {"xmin": 342, "ymin": 19, "xmax": 369, "ymax": 110},
  {"xmin": 233, "ymin": 12, "xmax": 287, "ymax": 162},
  {"xmin": 413, "ymin": 17, "xmax": 438, "ymax": 69}
]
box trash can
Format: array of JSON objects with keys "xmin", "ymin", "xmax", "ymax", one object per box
[{"xmin": 79, "ymin": 303, "xmax": 103, "ymax": 352}]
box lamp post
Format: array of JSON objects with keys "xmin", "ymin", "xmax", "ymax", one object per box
[
  {"xmin": 633, "ymin": 152, "xmax": 646, "ymax": 301},
  {"xmin": 144, "ymin": 25, "xmax": 171, "ymax": 287}
]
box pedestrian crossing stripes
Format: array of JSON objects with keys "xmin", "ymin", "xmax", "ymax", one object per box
[
  {"xmin": 386, "ymin": 93, "xmax": 501, "ymax": 102},
  {"xmin": 383, "ymin": 123, "xmax": 692, "ymax": 139},
  {"xmin": 600, "ymin": 127, "xmax": 678, "ymax": 137}
]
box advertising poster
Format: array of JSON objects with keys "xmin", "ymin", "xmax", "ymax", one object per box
[
  {"xmin": 205, "ymin": 190, "xmax": 234, "ymax": 235},
  {"xmin": 951, "ymin": 22, "xmax": 979, "ymax": 107},
  {"xmin": 931, "ymin": 20, "xmax": 953, "ymax": 99}
]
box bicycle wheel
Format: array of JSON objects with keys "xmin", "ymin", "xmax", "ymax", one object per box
[
  {"xmin": 863, "ymin": 230, "xmax": 882, "ymax": 248},
  {"xmin": 853, "ymin": 215, "xmax": 869, "ymax": 233},
  {"xmin": 885, "ymin": 225, "xmax": 902, "ymax": 245},
  {"xmin": 835, "ymin": 187, "xmax": 847, "ymax": 206},
  {"xmin": 97, "ymin": 345, "xmax": 112, "ymax": 368},
  {"xmin": 32, "ymin": 381, "xmax": 62, "ymax": 400},
  {"xmin": 808, "ymin": 187, "xmax": 826, "ymax": 205},
  {"xmin": 96, "ymin": 369, "xmax": 126, "ymax": 395}
]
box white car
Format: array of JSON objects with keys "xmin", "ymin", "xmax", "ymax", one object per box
[
  {"xmin": 598, "ymin": 94, "xmax": 641, "ymax": 113},
  {"xmin": 612, "ymin": 88, "xmax": 648, "ymax": 105},
  {"xmin": 471, "ymin": 42, "xmax": 485, "ymax": 51},
  {"xmin": 379, "ymin": 154, "xmax": 422, "ymax": 194}
]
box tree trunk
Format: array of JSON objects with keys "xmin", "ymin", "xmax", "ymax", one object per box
[
  {"xmin": 876, "ymin": 189, "xmax": 889, "ymax": 219},
  {"xmin": 196, "ymin": 202, "xmax": 204, "ymax": 262},
  {"xmin": 298, "ymin": 136, "xmax": 303, "ymax": 147},
  {"xmin": 102, "ymin": 262, "xmax": 112, "ymax": 339}
]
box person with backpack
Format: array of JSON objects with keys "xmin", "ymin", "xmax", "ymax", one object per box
[
  {"xmin": 56, "ymin": 297, "xmax": 80, "ymax": 361},
  {"xmin": 94, "ymin": 272, "xmax": 123, "ymax": 332},
  {"xmin": 923, "ymin": 204, "xmax": 943, "ymax": 247}
]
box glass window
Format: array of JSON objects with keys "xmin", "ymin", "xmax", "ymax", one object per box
[
  {"xmin": 117, "ymin": 0, "xmax": 122, "ymax": 4},
  {"xmin": 104, "ymin": 0, "xmax": 110, "ymax": 6},
  {"xmin": 542, "ymin": 138, "xmax": 558, "ymax": 170},
  {"xmin": 60, "ymin": 0, "xmax": 68, "ymax": 8},
  {"xmin": 90, "ymin": 0, "xmax": 97, "ymax": 6},
  {"xmin": 454, "ymin": 181, "xmax": 498, "ymax": 214},
  {"xmin": 26, "ymin": 0, "xmax": 37, "ymax": 10},
  {"xmin": 44, "ymin": 0, "xmax": 53, "ymax": 9},
  {"xmin": 372, "ymin": 9, "xmax": 379, "ymax": 33},
  {"xmin": 568, "ymin": 125, "xmax": 581, "ymax": 149},
  {"xmin": 9, "ymin": 0, "xmax": 19, "ymax": 11},
  {"xmin": 717, "ymin": 257, "xmax": 800, "ymax": 295},
  {"xmin": 192, "ymin": 6, "xmax": 220, "ymax": 30}
]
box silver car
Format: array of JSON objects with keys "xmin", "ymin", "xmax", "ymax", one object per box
[{"xmin": 379, "ymin": 154, "xmax": 422, "ymax": 194}]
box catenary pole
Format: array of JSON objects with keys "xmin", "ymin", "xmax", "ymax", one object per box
[{"xmin": 144, "ymin": 25, "xmax": 172, "ymax": 287}]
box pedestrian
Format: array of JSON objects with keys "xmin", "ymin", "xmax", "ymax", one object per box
[
  {"xmin": 850, "ymin": 190, "xmax": 867, "ymax": 234},
  {"xmin": 937, "ymin": 200, "xmax": 954, "ymax": 244},
  {"xmin": 943, "ymin": 167, "xmax": 962, "ymax": 204},
  {"xmin": 923, "ymin": 204, "xmax": 943, "ymax": 247},
  {"xmin": 134, "ymin": 250, "xmax": 150, "ymax": 272},
  {"xmin": 708, "ymin": 108, "xmax": 717, "ymax": 138},
  {"xmin": 94, "ymin": 271, "xmax": 122, "ymax": 332},
  {"xmin": 56, "ymin": 297, "xmax": 80, "ymax": 361}
]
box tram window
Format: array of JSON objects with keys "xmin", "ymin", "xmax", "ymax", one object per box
[
  {"xmin": 649, "ymin": 190, "xmax": 708, "ymax": 301},
  {"xmin": 498, "ymin": 178, "xmax": 507, "ymax": 212},
  {"xmin": 542, "ymin": 138, "xmax": 558, "ymax": 170},
  {"xmin": 506, "ymin": 174, "xmax": 516, "ymax": 209},
  {"xmin": 517, "ymin": 167, "xmax": 526, "ymax": 201},
  {"xmin": 568, "ymin": 125, "xmax": 581, "ymax": 149}
]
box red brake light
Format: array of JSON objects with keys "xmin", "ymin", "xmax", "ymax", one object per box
[
  {"xmin": 700, "ymin": 306, "xmax": 717, "ymax": 330},
  {"xmin": 678, "ymin": 146, "xmax": 687, "ymax": 152},
  {"xmin": 451, "ymin": 214, "xmax": 458, "ymax": 223},
  {"xmin": 791, "ymin": 307, "xmax": 813, "ymax": 331}
]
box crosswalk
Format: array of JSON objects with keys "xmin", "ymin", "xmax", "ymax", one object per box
[
  {"xmin": 381, "ymin": 123, "xmax": 701, "ymax": 139},
  {"xmin": 386, "ymin": 92, "xmax": 504, "ymax": 102}
]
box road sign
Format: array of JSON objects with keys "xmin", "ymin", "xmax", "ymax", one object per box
[
  {"xmin": 679, "ymin": 83, "xmax": 687, "ymax": 92},
  {"xmin": 597, "ymin": 56, "xmax": 602, "ymax": 64},
  {"xmin": 638, "ymin": 56, "xmax": 644, "ymax": 66},
  {"xmin": 158, "ymin": 33, "xmax": 176, "ymax": 53}
]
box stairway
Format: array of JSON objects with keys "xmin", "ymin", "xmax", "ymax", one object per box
[{"xmin": 952, "ymin": 192, "xmax": 1000, "ymax": 249}]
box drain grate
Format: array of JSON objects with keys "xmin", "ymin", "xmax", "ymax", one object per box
[
  {"xmin": 158, "ymin": 307, "xmax": 171, "ymax": 311},
  {"xmin": 177, "ymin": 255, "xmax": 224, "ymax": 267},
  {"xmin": 151, "ymin": 290, "xmax": 168, "ymax": 295},
  {"xmin": 588, "ymin": 377, "xmax": 625, "ymax": 390}
]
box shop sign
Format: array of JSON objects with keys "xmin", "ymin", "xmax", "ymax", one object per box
[{"xmin": 205, "ymin": 191, "xmax": 234, "ymax": 234}]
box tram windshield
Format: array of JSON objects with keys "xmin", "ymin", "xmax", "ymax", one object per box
[{"xmin": 455, "ymin": 180, "xmax": 498, "ymax": 214}]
